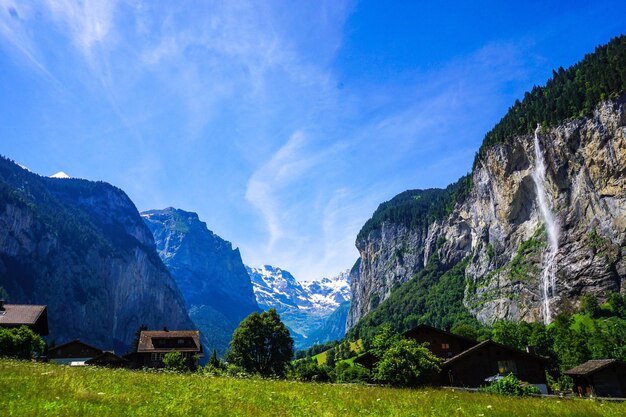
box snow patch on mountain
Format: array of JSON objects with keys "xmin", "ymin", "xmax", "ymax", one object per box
[
  {"xmin": 247, "ymin": 265, "xmax": 350, "ymax": 313},
  {"xmin": 247, "ymin": 265, "xmax": 351, "ymax": 349},
  {"xmin": 50, "ymin": 171, "xmax": 71, "ymax": 179}
]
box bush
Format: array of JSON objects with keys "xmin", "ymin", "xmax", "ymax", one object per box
[
  {"xmin": 162, "ymin": 352, "xmax": 187, "ymax": 372},
  {"xmin": 333, "ymin": 362, "xmax": 371, "ymax": 383},
  {"xmin": 224, "ymin": 364, "xmax": 250, "ymax": 378},
  {"xmin": 0, "ymin": 326, "xmax": 45, "ymax": 359},
  {"xmin": 373, "ymin": 338, "xmax": 441, "ymax": 387},
  {"xmin": 482, "ymin": 373, "xmax": 541, "ymax": 396},
  {"xmin": 288, "ymin": 359, "xmax": 332, "ymax": 382}
]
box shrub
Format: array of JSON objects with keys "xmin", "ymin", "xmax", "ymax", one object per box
[
  {"xmin": 482, "ymin": 373, "xmax": 541, "ymax": 396},
  {"xmin": 333, "ymin": 362, "xmax": 371, "ymax": 383},
  {"xmin": 0, "ymin": 326, "xmax": 45, "ymax": 359},
  {"xmin": 162, "ymin": 352, "xmax": 187, "ymax": 372},
  {"xmin": 288, "ymin": 359, "xmax": 331, "ymax": 382},
  {"xmin": 373, "ymin": 338, "xmax": 441, "ymax": 387}
]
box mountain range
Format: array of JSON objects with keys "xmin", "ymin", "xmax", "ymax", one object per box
[
  {"xmin": 0, "ymin": 157, "xmax": 192, "ymax": 352},
  {"xmin": 0, "ymin": 36, "xmax": 624, "ymax": 357},
  {"xmin": 141, "ymin": 208, "xmax": 259, "ymax": 355},
  {"xmin": 247, "ymin": 265, "xmax": 351, "ymax": 349}
]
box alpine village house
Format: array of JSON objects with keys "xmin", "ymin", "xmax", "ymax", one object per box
[
  {"xmin": 124, "ymin": 329, "xmax": 204, "ymax": 369},
  {"xmin": 0, "ymin": 300, "xmax": 201, "ymax": 369},
  {"xmin": 355, "ymin": 324, "xmax": 550, "ymax": 394},
  {"xmin": 0, "ymin": 300, "xmax": 48, "ymax": 336}
]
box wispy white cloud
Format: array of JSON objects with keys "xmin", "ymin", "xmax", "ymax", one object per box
[
  {"xmin": 0, "ymin": 1, "xmax": 63, "ymax": 87},
  {"xmin": 245, "ymin": 131, "xmax": 342, "ymax": 248},
  {"xmin": 43, "ymin": 0, "xmax": 118, "ymax": 60},
  {"xmin": 0, "ymin": 1, "xmax": 545, "ymax": 281}
]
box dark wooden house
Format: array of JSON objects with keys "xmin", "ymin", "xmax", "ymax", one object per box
[
  {"xmin": 126, "ymin": 330, "xmax": 203, "ymax": 369},
  {"xmin": 48, "ymin": 339, "xmax": 103, "ymax": 365},
  {"xmin": 565, "ymin": 359, "xmax": 626, "ymax": 398},
  {"xmin": 354, "ymin": 324, "xmax": 478, "ymax": 370},
  {"xmin": 0, "ymin": 301, "xmax": 48, "ymax": 336},
  {"xmin": 353, "ymin": 351, "xmax": 377, "ymax": 370},
  {"xmin": 85, "ymin": 351, "xmax": 128, "ymax": 368},
  {"xmin": 402, "ymin": 324, "xmax": 478, "ymax": 359},
  {"xmin": 437, "ymin": 340, "xmax": 549, "ymax": 393}
]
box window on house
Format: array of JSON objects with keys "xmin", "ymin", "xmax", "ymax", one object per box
[
  {"xmin": 441, "ymin": 343, "xmax": 450, "ymax": 350},
  {"xmin": 178, "ymin": 339, "xmax": 185, "ymax": 345},
  {"xmin": 497, "ymin": 360, "xmax": 517, "ymax": 375}
]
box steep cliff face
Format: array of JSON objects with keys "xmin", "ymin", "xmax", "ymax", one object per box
[
  {"xmin": 142, "ymin": 208, "xmax": 259, "ymax": 354},
  {"xmin": 0, "ymin": 158, "xmax": 193, "ymax": 351},
  {"xmin": 463, "ymin": 98, "xmax": 625, "ymax": 323},
  {"xmin": 347, "ymin": 221, "xmax": 429, "ymax": 329},
  {"xmin": 348, "ymin": 97, "xmax": 626, "ymax": 330}
]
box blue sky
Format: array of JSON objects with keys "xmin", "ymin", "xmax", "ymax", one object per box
[{"xmin": 1, "ymin": 1, "xmax": 625, "ymax": 281}]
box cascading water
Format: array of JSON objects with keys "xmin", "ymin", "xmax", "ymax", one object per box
[{"xmin": 531, "ymin": 124, "xmax": 560, "ymax": 324}]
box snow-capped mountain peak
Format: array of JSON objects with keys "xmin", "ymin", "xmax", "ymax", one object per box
[
  {"xmin": 247, "ymin": 265, "xmax": 350, "ymax": 313},
  {"xmin": 50, "ymin": 171, "xmax": 71, "ymax": 179},
  {"xmin": 247, "ymin": 265, "xmax": 352, "ymax": 349}
]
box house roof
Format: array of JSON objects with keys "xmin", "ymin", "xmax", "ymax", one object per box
[
  {"xmin": 137, "ymin": 330, "xmax": 202, "ymax": 353},
  {"xmin": 443, "ymin": 340, "xmax": 550, "ymax": 366},
  {"xmin": 353, "ymin": 351, "xmax": 377, "ymax": 367},
  {"xmin": 85, "ymin": 351, "xmax": 128, "ymax": 365},
  {"xmin": 48, "ymin": 339, "xmax": 104, "ymax": 355},
  {"xmin": 402, "ymin": 324, "xmax": 478, "ymax": 345},
  {"xmin": 0, "ymin": 304, "xmax": 46, "ymax": 326},
  {"xmin": 564, "ymin": 359, "xmax": 622, "ymax": 376}
]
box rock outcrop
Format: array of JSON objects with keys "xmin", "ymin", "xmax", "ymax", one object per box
[
  {"xmin": 0, "ymin": 157, "xmax": 193, "ymax": 351},
  {"xmin": 348, "ymin": 97, "xmax": 626, "ymax": 329},
  {"xmin": 142, "ymin": 208, "xmax": 259, "ymax": 355}
]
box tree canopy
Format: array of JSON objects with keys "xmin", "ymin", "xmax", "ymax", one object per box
[
  {"xmin": 371, "ymin": 326, "xmax": 441, "ymax": 387},
  {"xmin": 226, "ymin": 308, "xmax": 294, "ymax": 377},
  {"xmin": 0, "ymin": 326, "xmax": 45, "ymax": 359}
]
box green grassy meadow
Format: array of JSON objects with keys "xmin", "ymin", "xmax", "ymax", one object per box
[
  {"xmin": 1, "ymin": 359, "xmax": 625, "ymax": 417},
  {"xmin": 311, "ymin": 340, "xmax": 364, "ymax": 365}
]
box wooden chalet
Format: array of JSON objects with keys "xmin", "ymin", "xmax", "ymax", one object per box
[
  {"xmin": 565, "ymin": 359, "xmax": 626, "ymax": 398},
  {"xmin": 402, "ymin": 324, "xmax": 478, "ymax": 359},
  {"xmin": 85, "ymin": 351, "xmax": 128, "ymax": 368},
  {"xmin": 48, "ymin": 339, "xmax": 103, "ymax": 365},
  {"xmin": 126, "ymin": 329, "xmax": 203, "ymax": 369},
  {"xmin": 0, "ymin": 301, "xmax": 48, "ymax": 336},
  {"xmin": 437, "ymin": 340, "xmax": 549, "ymax": 393},
  {"xmin": 354, "ymin": 324, "xmax": 478, "ymax": 370}
]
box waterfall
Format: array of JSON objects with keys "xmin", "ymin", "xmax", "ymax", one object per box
[{"xmin": 531, "ymin": 125, "xmax": 559, "ymax": 324}]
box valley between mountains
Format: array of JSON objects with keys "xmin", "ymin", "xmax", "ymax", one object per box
[{"xmin": 0, "ymin": 36, "xmax": 625, "ymax": 361}]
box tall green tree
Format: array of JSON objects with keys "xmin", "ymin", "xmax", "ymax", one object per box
[
  {"xmin": 371, "ymin": 323, "xmax": 402, "ymax": 357},
  {"xmin": 208, "ymin": 349, "xmax": 221, "ymax": 369},
  {"xmin": 492, "ymin": 320, "xmax": 531, "ymax": 351},
  {"xmin": 226, "ymin": 309, "xmax": 294, "ymax": 377}
]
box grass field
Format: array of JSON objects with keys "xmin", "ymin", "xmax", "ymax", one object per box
[
  {"xmin": 311, "ymin": 340, "xmax": 364, "ymax": 365},
  {"xmin": 1, "ymin": 359, "xmax": 625, "ymax": 417}
]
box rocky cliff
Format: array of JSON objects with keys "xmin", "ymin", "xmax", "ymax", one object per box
[
  {"xmin": 348, "ymin": 97, "xmax": 626, "ymax": 330},
  {"xmin": 142, "ymin": 208, "xmax": 259, "ymax": 355},
  {"xmin": 0, "ymin": 157, "xmax": 193, "ymax": 351}
]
